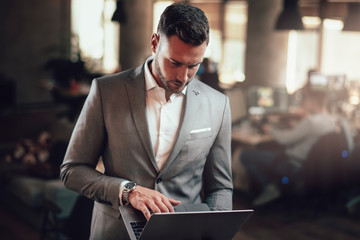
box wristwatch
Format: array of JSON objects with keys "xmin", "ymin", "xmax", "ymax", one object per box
[{"xmin": 123, "ymin": 181, "xmax": 137, "ymax": 206}]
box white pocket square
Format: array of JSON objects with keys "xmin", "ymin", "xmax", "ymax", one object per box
[{"xmin": 190, "ymin": 127, "xmax": 212, "ymax": 134}]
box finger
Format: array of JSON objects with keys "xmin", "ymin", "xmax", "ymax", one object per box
[
  {"xmin": 142, "ymin": 209, "xmax": 151, "ymax": 220},
  {"xmin": 168, "ymin": 198, "xmax": 181, "ymax": 206},
  {"xmin": 138, "ymin": 205, "xmax": 152, "ymax": 220},
  {"xmin": 133, "ymin": 198, "xmax": 156, "ymax": 220},
  {"xmin": 165, "ymin": 198, "xmax": 181, "ymax": 212},
  {"xmin": 162, "ymin": 198, "xmax": 175, "ymax": 212},
  {"xmin": 155, "ymin": 200, "xmax": 170, "ymax": 213},
  {"xmin": 147, "ymin": 201, "xmax": 162, "ymax": 215}
]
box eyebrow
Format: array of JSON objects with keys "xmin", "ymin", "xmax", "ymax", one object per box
[{"xmin": 169, "ymin": 58, "xmax": 202, "ymax": 67}]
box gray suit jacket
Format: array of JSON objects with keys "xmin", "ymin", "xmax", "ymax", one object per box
[{"xmin": 60, "ymin": 62, "xmax": 233, "ymax": 239}]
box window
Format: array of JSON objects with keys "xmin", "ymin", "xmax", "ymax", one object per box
[
  {"xmin": 71, "ymin": 0, "xmax": 119, "ymax": 73},
  {"xmin": 221, "ymin": 1, "xmax": 247, "ymax": 85},
  {"xmin": 286, "ymin": 18, "xmax": 360, "ymax": 94},
  {"xmin": 322, "ymin": 20, "xmax": 360, "ymax": 82}
]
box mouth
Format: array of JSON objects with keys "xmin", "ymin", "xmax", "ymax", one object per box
[{"xmin": 173, "ymin": 80, "xmax": 185, "ymax": 88}]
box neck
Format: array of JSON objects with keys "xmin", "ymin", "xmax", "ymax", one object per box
[{"xmin": 149, "ymin": 60, "xmax": 172, "ymax": 101}]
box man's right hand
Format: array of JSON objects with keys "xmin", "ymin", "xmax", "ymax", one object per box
[{"xmin": 128, "ymin": 185, "xmax": 181, "ymax": 220}]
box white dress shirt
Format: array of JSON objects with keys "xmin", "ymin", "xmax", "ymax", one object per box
[{"xmin": 144, "ymin": 57, "xmax": 186, "ymax": 170}]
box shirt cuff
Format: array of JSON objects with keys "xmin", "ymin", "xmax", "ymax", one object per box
[{"xmin": 119, "ymin": 180, "xmax": 130, "ymax": 206}]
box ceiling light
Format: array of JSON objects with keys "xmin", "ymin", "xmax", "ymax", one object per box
[{"xmin": 275, "ymin": 0, "xmax": 304, "ymax": 30}]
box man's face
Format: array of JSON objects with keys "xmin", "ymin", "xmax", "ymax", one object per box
[{"xmin": 150, "ymin": 33, "xmax": 207, "ymax": 94}]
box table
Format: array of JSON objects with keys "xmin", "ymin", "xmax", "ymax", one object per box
[
  {"xmin": 231, "ymin": 128, "xmax": 273, "ymax": 147},
  {"xmin": 231, "ymin": 126, "xmax": 275, "ymax": 191}
]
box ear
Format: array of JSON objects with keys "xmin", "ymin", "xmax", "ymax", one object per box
[{"xmin": 150, "ymin": 33, "xmax": 159, "ymax": 54}]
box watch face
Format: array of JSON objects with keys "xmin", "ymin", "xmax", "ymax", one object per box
[{"xmin": 125, "ymin": 182, "xmax": 136, "ymax": 190}]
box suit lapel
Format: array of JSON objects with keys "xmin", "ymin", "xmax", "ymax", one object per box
[
  {"xmin": 161, "ymin": 81, "xmax": 202, "ymax": 172},
  {"xmin": 124, "ymin": 64, "xmax": 159, "ymax": 172}
]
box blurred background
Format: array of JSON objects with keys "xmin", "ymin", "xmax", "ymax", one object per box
[{"xmin": 1, "ymin": 0, "xmax": 360, "ymax": 239}]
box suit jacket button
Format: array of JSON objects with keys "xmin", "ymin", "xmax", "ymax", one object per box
[{"xmin": 156, "ymin": 178, "xmax": 162, "ymax": 184}]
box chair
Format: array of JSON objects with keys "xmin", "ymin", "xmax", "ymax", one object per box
[
  {"xmin": 302, "ymin": 132, "xmax": 347, "ymax": 195},
  {"xmin": 343, "ymin": 141, "xmax": 360, "ymax": 216},
  {"xmin": 41, "ymin": 180, "xmax": 79, "ymax": 240},
  {"xmin": 41, "ymin": 194, "xmax": 93, "ymax": 240},
  {"xmin": 279, "ymin": 131, "xmax": 349, "ymax": 213}
]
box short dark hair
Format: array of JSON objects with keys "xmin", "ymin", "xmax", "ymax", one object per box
[{"xmin": 157, "ymin": 3, "xmax": 209, "ymax": 46}]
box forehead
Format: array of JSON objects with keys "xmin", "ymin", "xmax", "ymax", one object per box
[{"xmin": 158, "ymin": 35, "xmax": 207, "ymax": 64}]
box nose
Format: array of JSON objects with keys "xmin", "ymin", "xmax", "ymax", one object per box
[{"xmin": 177, "ymin": 67, "xmax": 189, "ymax": 83}]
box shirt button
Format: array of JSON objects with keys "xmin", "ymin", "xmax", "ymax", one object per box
[{"xmin": 156, "ymin": 177, "xmax": 162, "ymax": 184}]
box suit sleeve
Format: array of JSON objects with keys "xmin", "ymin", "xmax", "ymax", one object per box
[
  {"xmin": 60, "ymin": 79, "xmax": 123, "ymax": 211},
  {"xmin": 202, "ymin": 96, "xmax": 233, "ymax": 210}
]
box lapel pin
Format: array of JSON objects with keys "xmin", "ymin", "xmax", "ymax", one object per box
[{"xmin": 193, "ymin": 90, "xmax": 200, "ymax": 96}]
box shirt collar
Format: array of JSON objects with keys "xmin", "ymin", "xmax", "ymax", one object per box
[{"xmin": 144, "ymin": 56, "xmax": 187, "ymax": 95}]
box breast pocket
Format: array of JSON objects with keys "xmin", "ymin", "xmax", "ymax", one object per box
[{"xmin": 189, "ymin": 127, "xmax": 213, "ymax": 140}]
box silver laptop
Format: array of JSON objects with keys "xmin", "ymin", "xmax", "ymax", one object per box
[{"xmin": 119, "ymin": 203, "xmax": 253, "ymax": 240}]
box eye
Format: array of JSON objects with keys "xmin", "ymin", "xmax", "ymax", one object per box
[
  {"xmin": 189, "ymin": 64, "xmax": 199, "ymax": 69},
  {"xmin": 170, "ymin": 61, "xmax": 181, "ymax": 67}
]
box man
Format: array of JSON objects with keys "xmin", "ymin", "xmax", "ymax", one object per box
[
  {"xmin": 241, "ymin": 90, "xmax": 337, "ymax": 206},
  {"xmin": 199, "ymin": 58, "xmax": 223, "ymax": 93},
  {"xmin": 60, "ymin": 3, "xmax": 233, "ymax": 239}
]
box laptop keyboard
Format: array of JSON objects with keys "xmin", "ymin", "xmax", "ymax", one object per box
[{"xmin": 130, "ymin": 221, "xmax": 146, "ymax": 239}]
